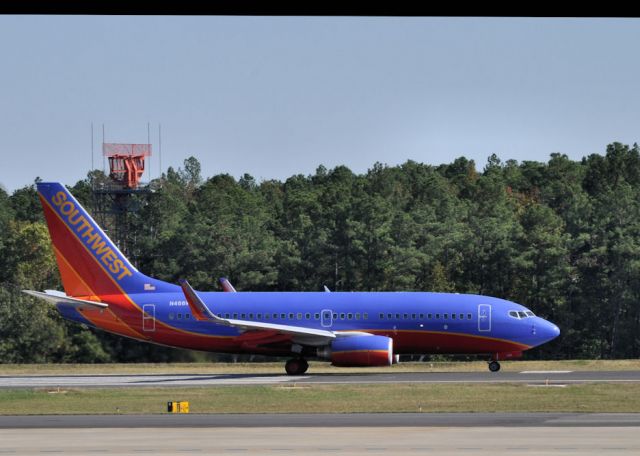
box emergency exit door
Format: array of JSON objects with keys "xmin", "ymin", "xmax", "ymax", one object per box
[{"xmin": 143, "ymin": 304, "xmax": 156, "ymax": 332}]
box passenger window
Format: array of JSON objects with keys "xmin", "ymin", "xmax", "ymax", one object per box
[
  {"xmin": 257, "ymin": 313, "xmax": 262, "ymax": 319},
  {"xmin": 241, "ymin": 314, "xmax": 246, "ymax": 319},
  {"xmin": 444, "ymin": 313, "xmax": 448, "ymax": 319},
  {"xmin": 411, "ymin": 314, "xmax": 416, "ymax": 319},
  {"xmin": 387, "ymin": 313, "xmax": 392, "ymax": 319},
  {"xmin": 340, "ymin": 313, "xmax": 345, "ymax": 320},
  {"xmin": 249, "ymin": 313, "xmax": 254, "ymax": 319},
  {"xmin": 169, "ymin": 313, "xmax": 175, "ymax": 320},
  {"xmin": 333, "ymin": 313, "xmax": 338, "ymax": 320},
  {"xmin": 185, "ymin": 313, "xmax": 191, "ymax": 319},
  {"xmin": 435, "ymin": 313, "xmax": 440, "ymax": 319},
  {"xmin": 380, "ymin": 313, "xmax": 384, "ymax": 319},
  {"xmin": 281, "ymin": 313, "xmax": 286, "ymax": 319},
  {"xmin": 403, "ymin": 314, "xmax": 408, "ymax": 320},
  {"xmin": 225, "ymin": 313, "xmax": 230, "ymax": 319},
  {"xmin": 363, "ymin": 313, "xmax": 368, "ymax": 320},
  {"xmin": 265, "ymin": 314, "xmax": 270, "ymax": 320},
  {"xmin": 428, "ymin": 313, "xmax": 432, "ymax": 319},
  {"xmin": 395, "ymin": 313, "xmax": 400, "ymax": 320},
  {"xmin": 314, "ymin": 313, "xmax": 320, "ymax": 320},
  {"xmin": 467, "ymin": 313, "xmax": 472, "ymax": 320},
  {"xmin": 177, "ymin": 313, "xmax": 182, "ymax": 320},
  {"xmin": 289, "ymin": 313, "xmax": 294, "ymax": 319},
  {"xmin": 355, "ymin": 313, "xmax": 360, "ymax": 320},
  {"xmin": 459, "ymin": 314, "xmax": 464, "ymax": 320},
  {"xmin": 347, "ymin": 313, "xmax": 353, "ymax": 320},
  {"xmin": 233, "ymin": 313, "xmax": 238, "ymax": 319},
  {"xmin": 451, "ymin": 314, "xmax": 456, "ymax": 320},
  {"xmin": 297, "ymin": 313, "xmax": 302, "ymax": 320},
  {"xmin": 305, "ymin": 313, "xmax": 311, "ymax": 320},
  {"xmin": 419, "ymin": 313, "xmax": 424, "ymax": 319}
]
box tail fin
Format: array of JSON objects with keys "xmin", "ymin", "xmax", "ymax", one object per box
[{"xmin": 37, "ymin": 182, "xmax": 176, "ymax": 297}]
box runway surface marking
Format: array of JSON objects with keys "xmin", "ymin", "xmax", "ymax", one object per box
[{"xmin": 520, "ymin": 370, "xmax": 573, "ymax": 374}]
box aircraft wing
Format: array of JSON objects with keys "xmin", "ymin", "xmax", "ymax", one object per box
[
  {"xmin": 179, "ymin": 279, "xmax": 336, "ymax": 344},
  {"xmin": 22, "ymin": 290, "xmax": 109, "ymax": 309},
  {"xmin": 219, "ymin": 277, "xmax": 237, "ymax": 292}
]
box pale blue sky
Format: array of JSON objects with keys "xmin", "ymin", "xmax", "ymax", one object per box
[{"xmin": 1, "ymin": 16, "xmax": 639, "ymax": 192}]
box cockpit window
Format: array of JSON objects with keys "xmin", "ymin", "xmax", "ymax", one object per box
[{"xmin": 509, "ymin": 310, "xmax": 536, "ymax": 319}]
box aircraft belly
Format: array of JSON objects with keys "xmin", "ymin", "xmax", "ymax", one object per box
[{"xmin": 376, "ymin": 330, "xmax": 527, "ymax": 354}]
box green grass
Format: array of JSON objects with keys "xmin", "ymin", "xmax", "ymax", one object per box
[
  {"xmin": 0, "ymin": 383, "xmax": 639, "ymax": 415},
  {"xmin": 1, "ymin": 360, "xmax": 637, "ymax": 415},
  {"xmin": 1, "ymin": 359, "xmax": 639, "ymax": 375}
]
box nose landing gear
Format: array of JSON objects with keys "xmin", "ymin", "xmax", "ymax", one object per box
[{"xmin": 285, "ymin": 358, "xmax": 309, "ymax": 375}]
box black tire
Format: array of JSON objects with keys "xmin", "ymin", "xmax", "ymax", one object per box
[
  {"xmin": 488, "ymin": 361, "xmax": 501, "ymax": 372},
  {"xmin": 285, "ymin": 358, "xmax": 308, "ymax": 375}
]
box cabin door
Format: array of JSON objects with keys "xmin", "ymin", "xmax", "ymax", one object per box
[
  {"xmin": 478, "ymin": 304, "xmax": 491, "ymax": 332},
  {"xmin": 143, "ymin": 304, "xmax": 156, "ymax": 332},
  {"xmin": 321, "ymin": 309, "xmax": 333, "ymax": 328}
]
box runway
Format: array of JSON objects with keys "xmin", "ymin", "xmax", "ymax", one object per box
[
  {"xmin": 3, "ymin": 371, "xmax": 639, "ymax": 454},
  {"xmin": 1, "ymin": 419, "xmax": 639, "ymax": 455},
  {"xmin": 1, "ymin": 412, "xmax": 640, "ymax": 428},
  {"xmin": 0, "ymin": 370, "xmax": 639, "ymax": 388}
]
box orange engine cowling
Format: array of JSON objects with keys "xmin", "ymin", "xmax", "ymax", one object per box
[{"xmin": 317, "ymin": 335, "xmax": 394, "ymax": 367}]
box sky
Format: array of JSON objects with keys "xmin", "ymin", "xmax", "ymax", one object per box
[{"xmin": 0, "ymin": 16, "xmax": 639, "ymax": 192}]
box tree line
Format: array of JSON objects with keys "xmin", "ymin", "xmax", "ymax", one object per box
[{"xmin": 1, "ymin": 142, "xmax": 639, "ymax": 363}]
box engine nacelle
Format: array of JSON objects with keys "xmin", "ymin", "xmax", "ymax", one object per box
[{"xmin": 317, "ymin": 335, "xmax": 394, "ymax": 367}]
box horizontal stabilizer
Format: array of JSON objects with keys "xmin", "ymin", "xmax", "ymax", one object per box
[{"xmin": 22, "ymin": 290, "xmax": 108, "ymax": 309}]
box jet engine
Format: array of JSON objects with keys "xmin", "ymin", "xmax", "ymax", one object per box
[{"xmin": 317, "ymin": 335, "xmax": 393, "ymax": 367}]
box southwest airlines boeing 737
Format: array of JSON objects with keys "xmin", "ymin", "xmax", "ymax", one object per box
[{"xmin": 24, "ymin": 182, "xmax": 560, "ymax": 375}]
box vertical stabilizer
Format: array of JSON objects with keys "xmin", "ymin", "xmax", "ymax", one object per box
[{"xmin": 36, "ymin": 182, "xmax": 176, "ymax": 297}]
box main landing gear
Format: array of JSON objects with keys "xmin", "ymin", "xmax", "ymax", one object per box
[
  {"xmin": 488, "ymin": 361, "xmax": 501, "ymax": 372},
  {"xmin": 285, "ymin": 358, "xmax": 309, "ymax": 375}
]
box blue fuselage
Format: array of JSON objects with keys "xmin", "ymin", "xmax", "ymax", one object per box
[{"xmin": 59, "ymin": 290, "xmax": 560, "ymax": 356}]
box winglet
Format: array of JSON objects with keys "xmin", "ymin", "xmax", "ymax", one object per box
[
  {"xmin": 323, "ymin": 285, "xmax": 331, "ymax": 293},
  {"xmin": 219, "ymin": 277, "xmax": 237, "ymax": 292},
  {"xmin": 179, "ymin": 279, "xmax": 227, "ymax": 324}
]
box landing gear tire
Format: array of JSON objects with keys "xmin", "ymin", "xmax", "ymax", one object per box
[
  {"xmin": 285, "ymin": 358, "xmax": 309, "ymax": 375},
  {"xmin": 488, "ymin": 361, "xmax": 501, "ymax": 372}
]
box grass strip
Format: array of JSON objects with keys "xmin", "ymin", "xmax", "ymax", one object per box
[{"xmin": 0, "ymin": 383, "xmax": 639, "ymax": 415}]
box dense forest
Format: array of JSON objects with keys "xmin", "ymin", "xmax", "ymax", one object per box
[{"xmin": 1, "ymin": 142, "xmax": 640, "ymax": 363}]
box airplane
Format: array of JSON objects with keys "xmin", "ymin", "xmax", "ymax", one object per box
[{"xmin": 24, "ymin": 182, "xmax": 560, "ymax": 375}]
